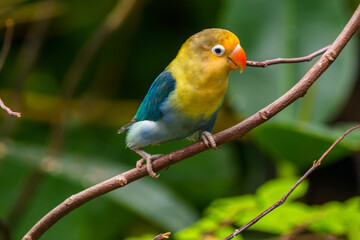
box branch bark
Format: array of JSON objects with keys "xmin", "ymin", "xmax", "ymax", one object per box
[
  {"xmin": 246, "ymin": 45, "xmax": 330, "ymax": 67},
  {"xmin": 152, "ymin": 232, "xmax": 171, "ymax": 240},
  {"xmin": 223, "ymin": 124, "xmax": 360, "ymax": 240},
  {"xmin": 0, "ymin": 98, "xmax": 21, "ymax": 118},
  {"xmin": 22, "ymin": 5, "xmax": 360, "ymax": 240}
]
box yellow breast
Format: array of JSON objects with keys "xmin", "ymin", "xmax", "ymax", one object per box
[{"xmin": 167, "ymin": 57, "xmax": 229, "ymax": 119}]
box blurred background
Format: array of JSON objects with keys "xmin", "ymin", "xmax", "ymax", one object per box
[{"xmin": 0, "ymin": 0, "xmax": 359, "ymax": 239}]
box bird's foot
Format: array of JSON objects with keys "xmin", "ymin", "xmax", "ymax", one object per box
[
  {"xmin": 131, "ymin": 148, "xmax": 163, "ymax": 178},
  {"xmin": 136, "ymin": 154, "xmax": 163, "ymax": 171},
  {"xmin": 201, "ymin": 131, "xmax": 220, "ymax": 149}
]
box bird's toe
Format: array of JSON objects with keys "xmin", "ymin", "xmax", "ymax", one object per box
[
  {"xmin": 201, "ymin": 131, "xmax": 217, "ymax": 149},
  {"xmin": 136, "ymin": 159, "xmax": 145, "ymax": 170},
  {"xmin": 146, "ymin": 158, "xmax": 159, "ymax": 178}
]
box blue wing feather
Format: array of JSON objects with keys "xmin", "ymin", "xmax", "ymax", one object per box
[
  {"xmin": 135, "ymin": 70, "xmax": 175, "ymax": 121},
  {"xmin": 123, "ymin": 73, "xmax": 224, "ymax": 147}
]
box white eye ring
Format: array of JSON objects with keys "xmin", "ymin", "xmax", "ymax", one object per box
[{"xmin": 211, "ymin": 45, "xmax": 225, "ymax": 56}]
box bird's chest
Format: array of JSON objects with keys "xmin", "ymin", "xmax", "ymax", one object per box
[{"xmin": 169, "ymin": 74, "xmax": 228, "ymax": 119}]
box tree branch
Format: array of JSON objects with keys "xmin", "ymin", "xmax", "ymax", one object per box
[
  {"xmin": 246, "ymin": 45, "xmax": 330, "ymax": 67},
  {"xmin": 223, "ymin": 124, "xmax": 360, "ymax": 240},
  {"xmin": 0, "ymin": 19, "xmax": 20, "ymax": 118},
  {"xmin": 22, "ymin": 5, "xmax": 360, "ymax": 240},
  {"xmin": 1, "ymin": 1, "xmax": 55, "ymax": 132},
  {"xmin": 152, "ymin": 232, "xmax": 171, "ymax": 240},
  {"xmin": 0, "ymin": 98, "xmax": 21, "ymax": 118}
]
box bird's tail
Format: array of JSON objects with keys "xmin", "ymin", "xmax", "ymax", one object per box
[{"xmin": 117, "ymin": 119, "xmax": 135, "ymax": 134}]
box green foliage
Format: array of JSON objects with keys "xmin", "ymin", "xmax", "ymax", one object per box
[
  {"xmin": 252, "ymin": 121, "xmax": 360, "ymax": 170},
  {"xmin": 175, "ymin": 178, "xmax": 360, "ymax": 240}
]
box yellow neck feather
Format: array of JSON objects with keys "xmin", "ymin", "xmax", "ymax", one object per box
[{"xmin": 167, "ymin": 51, "xmax": 229, "ymax": 119}]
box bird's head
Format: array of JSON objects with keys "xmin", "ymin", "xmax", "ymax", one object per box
[{"xmin": 182, "ymin": 28, "xmax": 246, "ymax": 73}]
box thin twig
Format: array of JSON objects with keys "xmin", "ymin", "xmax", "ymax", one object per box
[
  {"xmin": 315, "ymin": 125, "xmax": 360, "ymax": 165},
  {"xmin": 246, "ymin": 45, "xmax": 330, "ymax": 67},
  {"xmin": 3, "ymin": 1, "xmax": 56, "ymax": 233},
  {"xmin": 0, "ymin": 98, "xmax": 20, "ymax": 118},
  {"xmin": 152, "ymin": 232, "xmax": 171, "ymax": 240},
  {"xmin": 223, "ymin": 125, "xmax": 360, "ymax": 240},
  {"xmin": 0, "ymin": 19, "xmax": 20, "ymax": 118},
  {"xmin": 1, "ymin": 0, "xmax": 55, "ymax": 135},
  {"xmin": 22, "ymin": 5, "xmax": 360, "ymax": 240},
  {"xmin": 0, "ymin": 19, "xmax": 14, "ymax": 72}
]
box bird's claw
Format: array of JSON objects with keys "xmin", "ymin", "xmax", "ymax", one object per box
[
  {"xmin": 135, "ymin": 153, "xmax": 163, "ymax": 178},
  {"xmin": 201, "ymin": 131, "xmax": 220, "ymax": 149},
  {"xmin": 136, "ymin": 159, "xmax": 145, "ymax": 170}
]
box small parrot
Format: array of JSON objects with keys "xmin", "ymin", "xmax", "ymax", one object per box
[{"xmin": 118, "ymin": 28, "xmax": 246, "ymax": 178}]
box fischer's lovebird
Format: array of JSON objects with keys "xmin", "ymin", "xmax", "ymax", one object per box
[{"xmin": 118, "ymin": 28, "xmax": 246, "ymax": 178}]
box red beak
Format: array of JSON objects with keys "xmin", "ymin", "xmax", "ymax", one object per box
[{"xmin": 227, "ymin": 44, "xmax": 246, "ymax": 73}]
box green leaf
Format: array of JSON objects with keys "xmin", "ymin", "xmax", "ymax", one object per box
[
  {"xmin": 206, "ymin": 195, "xmax": 258, "ymax": 222},
  {"xmin": 251, "ymin": 121, "xmax": 360, "ymax": 170},
  {"xmin": 242, "ymin": 203, "xmax": 314, "ymax": 235},
  {"xmin": 177, "ymin": 177, "xmax": 360, "ymax": 238},
  {"xmin": 344, "ymin": 197, "xmax": 360, "ymax": 240},
  {"xmin": 176, "ymin": 195, "xmax": 257, "ymax": 239},
  {"xmin": 256, "ymin": 177, "xmax": 308, "ymax": 206},
  {"xmin": 308, "ymin": 202, "xmax": 347, "ymax": 234}
]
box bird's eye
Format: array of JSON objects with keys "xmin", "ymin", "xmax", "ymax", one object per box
[{"xmin": 211, "ymin": 45, "xmax": 225, "ymax": 56}]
